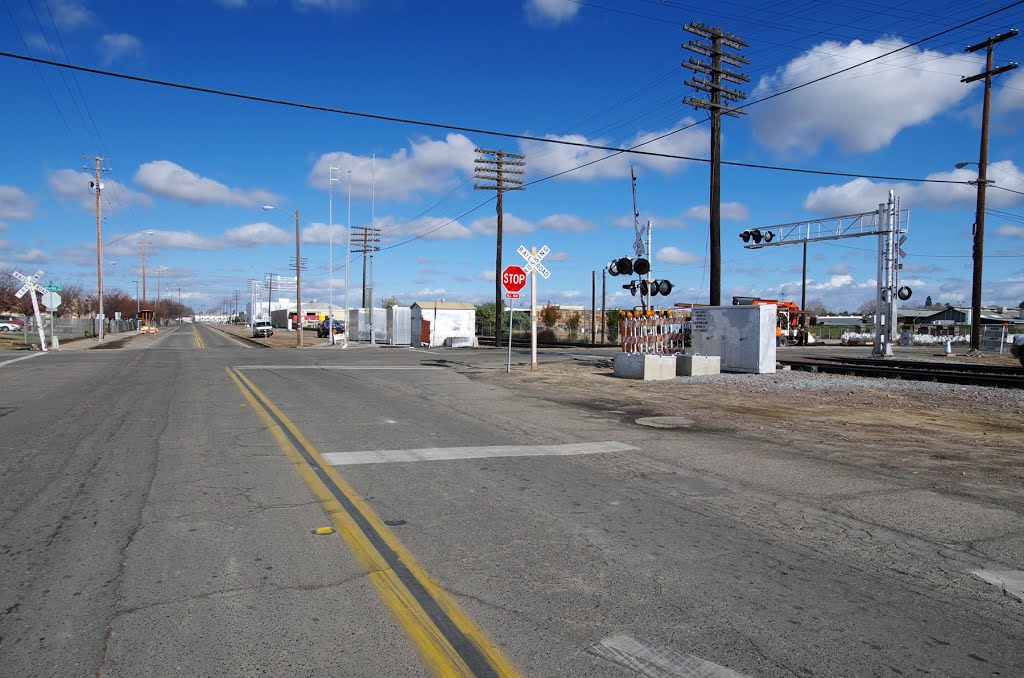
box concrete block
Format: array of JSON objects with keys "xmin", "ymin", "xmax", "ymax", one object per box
[
  {"xmin": 676, "ymin": 354, "xmax": 721, "ymax": 376},
  {"xmin": 613, "ymin": 353, "xmax": 676, "ymax": 381},
  {"xmin": 444, "ymin": 336, "xmax": 475, "ymax": 348}
]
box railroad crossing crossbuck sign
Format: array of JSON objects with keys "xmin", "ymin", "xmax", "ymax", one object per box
[
  {"xmin": 517, "ymin": 244, "xmax": 550, "ymax": 279},
  {"xmin": 12, "ymin": 269, "xmax": 45, "ymax": 299}
]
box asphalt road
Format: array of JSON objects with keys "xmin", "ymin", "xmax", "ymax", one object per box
[{"xmin": 1, "ymin": 324, "xmax": 1021, "ymax": 677}]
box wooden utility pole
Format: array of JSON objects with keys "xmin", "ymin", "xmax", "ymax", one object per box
[
  {"xmin": 962, "ymin": 28, "xmax": 1018, "ymax": 354},
  {"xmin": 86, "ymin": 157, "xmax": 109, "ymax": 339},
  {"xmin": 683, "ymin": 22, "xmax": 748, "ymax": 307},
  {"xmin": 474, "ymin": 148, "xmax": 525, "ymax": 347},
  {"xmin": 351, "ymin": 225, "xmax": 380, "ymax": 310}
]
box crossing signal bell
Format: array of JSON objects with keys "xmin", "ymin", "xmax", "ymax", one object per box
[{"xmin": 740, "ymin": 229, "xmax": 773, "ymax": 244}]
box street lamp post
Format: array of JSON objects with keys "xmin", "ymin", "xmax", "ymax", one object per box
[
  {"xmin": 132, "ymin": 280, "xmax": 139, "ymax": 324},
  {"xmin": 345, "ymin": 170, "xmax": 352, "ymax": 346},
  {"xmin": 329, "ymin": 166, "xmax": 341, "ymax": 346},
  {"xmin": 263, "ymin": 205, "xmax": 303, "ymax": 348}
]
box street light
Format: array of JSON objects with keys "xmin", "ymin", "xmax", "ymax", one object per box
[
  {"xmin": 262, "ymin": 205, "xmax": 303, "ymax": 348},
  {"xmin": 98, "ymin": 229, "xmax": 153, "ymax": 340},
  {"xmin": 329, "ymin": 166, "xmax": 341, "ymax": 346},
  {"xmin": 954, "ymin": 160, "xmax": 995, "ymax": 353}
]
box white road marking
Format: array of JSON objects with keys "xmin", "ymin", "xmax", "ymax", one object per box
[
  {"xmin": 0, "ymin": 352, "xmax": 45, "ymax": 368},
  {"xmin": 235, "ymin": 365, "xmax": 441, "ymax": 370},
  {"xmin": 586, "ymin": 633, "xmax": 751, "ymax": 678},
  {"xmin": 323, "ymin": 441, "xmax": 634, "ymax": 466},
  {"xmin": 971, "ymin": 569, "xmax": 1024, "ymax": 602}
]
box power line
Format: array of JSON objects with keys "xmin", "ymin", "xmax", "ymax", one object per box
[{"xmin": 0, "ymin": 49, "xmax": 979, "ymax": 186}]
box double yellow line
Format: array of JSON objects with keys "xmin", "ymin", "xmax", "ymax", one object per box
[
  {"xmin": 226, "ymin": 367, "xmax": 519, "ymax": 677},
  {"xmin": 192, "ymin": 323, "xmax": 205, "ymax": 348}
]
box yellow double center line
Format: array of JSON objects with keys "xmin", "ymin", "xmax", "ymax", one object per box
[
  {"xmin": 226, "ymin": 367, "xmax": 519, "ymax": 678},
  {"xmin": 192, "ymin": 323, "xmax": 205, "ymax": 348}
]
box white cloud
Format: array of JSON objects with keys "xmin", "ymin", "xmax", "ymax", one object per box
[
  {"xmin": 49, "ymin": 0, "xmax": 91, "ymax": 28},
  {"xmin": 469, "ymin": 213, "xmax": 535, "ymax": 235},
  {"xmin": 751, "ymin": 39, "xmax": 980, "ymax": 153},
  {"xmin": 828, "ymin": 263, "xmax": 852, "ymax": 276},
  {"xmin": 537, "ymin": 214, "xmax": 593, "ymax": 232},
  {"xmin": 406, "ymin": 216, "xmax": 472, "ymax": 241},
  {"xmin": 657, "ymin": 246, "xmax": 702, "ymax": 265},
  {"xmin": 803, "ymin": 161, "xmax": 1024, "ymax": 214},
  {"xmin": 223, "ymin": 222, "xmax": 291, "ymax": 247},
  {"xmin": 14, "ymin": 248, "xmax": 50, "ymax": 264},
  {"xmin": 522, "ymin": 119, "xmax": 708, "ymax": 181},
  {"xmin": 475, "ymin": 269, "xmax": 495, "ymax": 281},
  {"xmin": 525, "ymin": 0, "xmax": 580, "ymax": 26},
  {"xmin": 310, "ymin": 133, "xmax": 475, "ymax": 202},
  {"xmin": 612, "ymin": 213, "xmax": 688, "ymax": 229},
  {"xmin": 998, "ymin": 225, "xmax": 1024, "ymax": 238},
  {"xmin": 48, "ymin": 168, "xmax": 152, "ymax": 212},
  {"xmin": 302, "ymin": 222, "xmax": 345, "ymax": 245},
  {"xmin": 994, "ymin": 68, "xmax": 1024, "ymax": 122},
  {"xmin": 685, "ymin": 202, "xmax": 750, "ymax": 222},
  {"xmin": 295, "ymin": 0, "xmax": 367, "ymax": 11},
  {"xmin": 100, "ymin": 33, "xmax": 142, "ymax": 64},
  {"xmin": 546, "ymin": 251, "xmax": 571, "ymax": 262},
  {"xmin": 0, "ymin": 186, "xmax": 34, "ymax": 220},
  {"xmin": 135, "ymin": 161, "xmax": 278, "ymax": 207}
]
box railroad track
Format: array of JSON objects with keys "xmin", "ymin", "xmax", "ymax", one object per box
[{"xmin": 779, "ymin": 356, "xmax": 1024, "ymax": 389}]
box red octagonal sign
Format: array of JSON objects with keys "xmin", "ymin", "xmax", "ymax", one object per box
[{"xmin": 501, "ymin": 265, "xmax": 527, "ymax": 293}]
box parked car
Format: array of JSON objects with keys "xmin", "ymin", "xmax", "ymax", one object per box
[
  {"xmin": 252, "ymin": 321, "xmax": 274, "ymax": 338},
  {"xmin": 0, "ymin": 315, "xmax": 24, "ymax": 328},
  {"xmin": 0, "ymin": 322, "xmax": 20, "ymax": 332},
  {"xmin": 317, "ymin": 318, "xmax": 345, "ymax": 338}
]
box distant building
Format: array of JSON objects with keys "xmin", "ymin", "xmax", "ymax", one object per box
[{"xmin": 411, "ymin": 302, "xmax": 476, "ymax": 347}]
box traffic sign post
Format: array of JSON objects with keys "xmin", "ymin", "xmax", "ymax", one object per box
[
  {"xmin": 517, "ymin": 245, "xmax": 550, "ymax": 371},
  {"xmin": 40, "ymin": 291, "xmax": 61, "ymax": 350},
  {"xmin": 11, "ymin": 269, "xmax": 47, "ymax": 351},
  {"xmin": 502, "ymin": 264, "xmax": 529, "ymax": 373}
]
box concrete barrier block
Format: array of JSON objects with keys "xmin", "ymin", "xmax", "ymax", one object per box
[
  {"xmin": 676, "ymin": 354, "xmax": 721, "ymax": 376},
  {"xmin": 614, "ymin": 353, "xmax": 676, "ymax": 380}
]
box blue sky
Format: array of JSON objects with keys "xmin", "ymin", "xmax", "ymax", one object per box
[{"xmin": 1, "ymin": 0, "xmax": 1023, "ymax": 314}]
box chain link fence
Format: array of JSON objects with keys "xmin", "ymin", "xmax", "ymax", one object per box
[{"xmin": 0, "ymin": 314, "xmax": 163, "ymax": 347}]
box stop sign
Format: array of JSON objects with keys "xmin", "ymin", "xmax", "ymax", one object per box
[{"xmin": 501, "ymin": 265, "xmax": 527, "ymax": 293}]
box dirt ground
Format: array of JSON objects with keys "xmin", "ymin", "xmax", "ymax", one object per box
[{"xmin": 481, "ymin": 356, "xmax": 1024, "ymax": 499}]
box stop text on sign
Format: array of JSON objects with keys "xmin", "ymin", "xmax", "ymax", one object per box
[{"xmin": 501, "ymin": 265, "xmax": 527, "ymax": 293}]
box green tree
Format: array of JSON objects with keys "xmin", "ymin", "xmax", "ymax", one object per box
[
  {"xmin": 475, "ymin": 302, "xmax": 497, "ymax": 335},
  {"xmin": 606, "ymin": 309, "xmax": 622, "ymax": 342},
  {"xmin": 380, "ymin": 296, "xmax": 401, "ymax": 308},
  {"xmin": 925, "ymin": 295, "xmax": 933, "ymax": 307},
  {"xmin": 540, "ymin": 304, "xmax": 559, "ymax": 328},
  {"xmin": 566, "ymin": 313, "xmax": 581, "ymax": 340}
]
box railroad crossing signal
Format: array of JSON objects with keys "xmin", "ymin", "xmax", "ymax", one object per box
[
  {"xmin": 517, "ymin": 244, "xmax": 550, "ymax": 279},
  {"xmin": 501, "ymin": 265, "xmax": 527, "ymax": 293}
]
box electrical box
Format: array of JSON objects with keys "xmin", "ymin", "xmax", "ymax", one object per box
[{"xmin": 690, "ymin": 304, "xmax": 776, "ymax": 373}]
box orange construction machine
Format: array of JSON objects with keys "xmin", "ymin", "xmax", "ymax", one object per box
[{"xmin": 732, "ymin": 296, "xmax": 808, "ymax": 345}]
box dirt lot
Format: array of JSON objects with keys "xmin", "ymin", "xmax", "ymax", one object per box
[{"xmin": 483, "ymin": 356, "xmax": 1024, "ymax": 499}]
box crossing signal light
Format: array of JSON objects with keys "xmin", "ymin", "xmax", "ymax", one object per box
[
  {"xmin": 740, "ymin": 229, "xmax": 774, "ymax": 244},
  {"xmin": 639, "ymin": 280, "xmax": 649, "ymax": 296},
  {"xmin": 633, "ymin": 258, "xmax": 650, "ymax": 276},
  {"xmin": 607, "ymin": 257, "xmax": 635, "ymax": 276}
]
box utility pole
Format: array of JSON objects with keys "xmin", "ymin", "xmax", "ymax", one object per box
[
  {"xmin": 962, "ymin": 28, "xmax": 1018, "ymax": 355},
  {"xmin": 290, "ymin": 209, "xmax": 305, "ymax": 348},
  {"xmin": 601, "ymin": 270, "xmax": 606, "ymax": 344},
  {"xmin": 86, "ymin": 156, "xmax": 110, "ymax": 339},
  {"xmin": 351, "ymin": 224, "xmax": 380, "ymax": 337},
  {"xmin": 474, "ymin": 148, "xmax": 525, "ymax": 348},
  {"xmin": 683, "ymin": 22, "xmax": 748, "ymax": 307}
]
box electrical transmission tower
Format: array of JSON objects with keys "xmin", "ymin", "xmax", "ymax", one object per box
[
  {"xmin": 351, "ymin": 225, "xmax": 381, "ymax": 310},
  {"xmin": 683, "ymin": 22, "xmax": 749, "ymax": 307},
  {"xmin": 474, "ymin": 148, "xmax": 525, "ymax": 347},
  {"xmin": 961, "ymin": 28, "xmax": 1018, "ymax": 355}
]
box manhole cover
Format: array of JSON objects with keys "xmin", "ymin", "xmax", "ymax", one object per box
[{"xmin": 635, "ymin": 416, "xmax": 694, "ymax": 429}]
